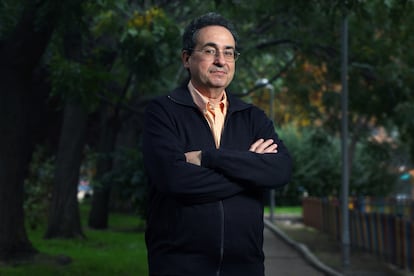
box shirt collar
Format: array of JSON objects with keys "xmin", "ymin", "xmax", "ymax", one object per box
[
  {"xmin": 187, "ymin": 81, "xmax": 228, "ymax": 112},
  {"xmin": 167, "ymin": 83, "xmax": 251, "ymax": 113}
]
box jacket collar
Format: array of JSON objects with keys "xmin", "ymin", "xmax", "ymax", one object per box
[{"xmin": 168, "ymin": 85, "xmax": 251, "ymax": 113}]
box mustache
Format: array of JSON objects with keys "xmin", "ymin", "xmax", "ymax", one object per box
[{"xmin": 210, "ymin": 66, "xmax": 227, "ymax": 73}]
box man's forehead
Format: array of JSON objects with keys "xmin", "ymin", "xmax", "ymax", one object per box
[{"xmin": 196, "ymin": 26, "xmax": 235, "ymax": 46}]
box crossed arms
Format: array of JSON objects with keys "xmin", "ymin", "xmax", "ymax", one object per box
[
  {"xmin": 185, "ymin": 138, "xmax": 278, "ymax": 166},
  {"xmin": 143, "ymin": 99, "xmax": 292, "ymax": 204}
]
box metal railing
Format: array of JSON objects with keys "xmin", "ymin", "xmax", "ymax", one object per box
[{"xmin": 302, "ymin": 196, "xmax": 414, "ymax": 272}]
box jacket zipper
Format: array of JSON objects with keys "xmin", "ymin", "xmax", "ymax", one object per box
[
  {"xmin": 216, "ymin": 201, "xmax": 225, "ymax": 276},
  {"xmin": 219, "ymin": 110, "xmax": 232, "ymax": 147}
]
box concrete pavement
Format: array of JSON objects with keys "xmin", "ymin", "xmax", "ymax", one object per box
[{"xmin": 263, "ymin": 219, "xmax": 342, "ymax": 276}]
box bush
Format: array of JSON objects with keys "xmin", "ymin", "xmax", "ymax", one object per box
[
  {"xmin": 105, "ymin": 147, "xmax": 148, "ymax": 219},
  {"xmin": 276, "ymin": 124, "xmax": 397, "ymax": 204},
  {"xmin": 24, "ymin": 146, "xmax": 54, "ymax": 230}
]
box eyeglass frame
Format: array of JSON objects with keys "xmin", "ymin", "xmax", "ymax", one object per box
[{"xmin": 187, "ymin": 46, "xmax": 241, "ymax": 62}]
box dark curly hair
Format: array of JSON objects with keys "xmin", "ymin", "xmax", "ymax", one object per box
[{"xmin": 182, "ymin": 12, "xmax": 239, "ymax": 53}]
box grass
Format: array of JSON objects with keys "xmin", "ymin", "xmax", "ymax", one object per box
[
  {"xmin": 9, "ymin": 204, "xmax": 410, "ymax": 275},
  {"xmin": 0, "ymin": 203, "xmax": 148, "ymax": 275},
  {"xmin": 264, "ymin": 205, "xmax": 302, "ymax": 216},
  {"xmin": 0, "ymin": 204, "xmax": 299, "ymax": 275}
]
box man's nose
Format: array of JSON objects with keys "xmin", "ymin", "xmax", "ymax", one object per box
[{"xmin": 213, "ymin": 52, "xmax": 226, "ymax": 64}]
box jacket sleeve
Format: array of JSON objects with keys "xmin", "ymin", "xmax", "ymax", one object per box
[
  {"xmin": 142, "ymin": 99, "xmax": 244, "ymax": 205},
  {"xmin": 201, "ymin": 107, "xmax": 292, "ymax": 190}
]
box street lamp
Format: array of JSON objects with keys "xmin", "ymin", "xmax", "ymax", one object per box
[
  {"xmin": 255, "ymin": 78, "xmax": 276, "ymax": 223},
  {"xmin": 340, "ymin": 11, "xmax": 350, "ymax": 271}
]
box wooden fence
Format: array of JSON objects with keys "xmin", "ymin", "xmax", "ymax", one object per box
[{"xmin": 302, "ymin": 196, "xmax": 414, "ymax": 272}]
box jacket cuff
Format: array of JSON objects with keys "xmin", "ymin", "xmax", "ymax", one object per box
[{"xmin": 200, "ymin": 149, "xmax": 217, "ymax": 168}]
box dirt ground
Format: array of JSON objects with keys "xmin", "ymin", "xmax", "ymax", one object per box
[{"xmin": 274, "ymin": 216, "xmax": 414, "ymax": 276}]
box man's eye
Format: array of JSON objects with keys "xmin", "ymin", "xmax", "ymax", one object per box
[
  {"xmin": 224, "ymin": 50, "xmax": 234, "ymax": 57},
  {"xmin": 204, "ymin": 49, "xmax": 216, "ymax": 55}
]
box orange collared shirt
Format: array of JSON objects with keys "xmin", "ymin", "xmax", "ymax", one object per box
[{"xmin": 188, "ymin": 81, "xmax": 228, "ymax": 148}]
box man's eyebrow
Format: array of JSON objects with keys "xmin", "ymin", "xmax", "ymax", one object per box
[{"xmin": 202, "ymin": 42, "xmax": 235, "ymax": 49}]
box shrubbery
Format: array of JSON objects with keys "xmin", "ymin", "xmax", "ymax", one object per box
[
  {"xmin": 24, "ymin": 126, "xmax": 398, "ymax": 221},
  {"xmin": 24, "ymin": 146, "xmax": 54, "ymax": 230},
  {"xmin": 105, "ymin": 147, "xmax": 148, "ymax": 219},
  {"xmin": 276, "ymin": 124, "xmax": 397, "ymax": 205}
]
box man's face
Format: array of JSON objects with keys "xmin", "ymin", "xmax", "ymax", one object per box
[{"xmin": 183, "ymin": 25, "xmax": 236, "ymax": 95}]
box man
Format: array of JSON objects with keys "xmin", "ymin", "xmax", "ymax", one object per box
[{"xmin": 142, "ymin": 12, "xmax": 292, "ymax": 276}]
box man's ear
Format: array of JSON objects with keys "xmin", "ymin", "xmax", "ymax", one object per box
[{"xmin": 181, "ymin": 50, "xmax": 190, "ymax": 68}]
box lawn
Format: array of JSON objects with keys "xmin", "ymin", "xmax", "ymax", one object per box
[
  {"xmin": 264, "ymin": 205, "xmax": 302, "ymax": 216},
  {"xmin": 1, "ymin": 205, "xmax": 306, "ymax": 275},
  {"xmin": 0, "ymin": 203, "xmax": 148, "ymax": 275}
]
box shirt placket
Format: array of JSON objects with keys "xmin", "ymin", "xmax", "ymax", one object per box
[{"xmin": 207, "ymin": 103, "xmax": 224, "ymax": 148}]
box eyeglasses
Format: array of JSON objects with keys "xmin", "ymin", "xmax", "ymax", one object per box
[{"xmin": 190, "ymin": 47, "xmax": 240, "ymax": 62}]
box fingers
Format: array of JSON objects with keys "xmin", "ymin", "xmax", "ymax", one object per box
[
  {"xmin": 249, "ymin": 139, "xmax": 278, "ymax": 154},
  {"xmin": 185, "ymin": 150, "xmax": 202, "ymax": 166},
  {"xmin": 249, "ymin": 139, "xmax": 264, "ymax": 152},
  {"xmin": 256, "ymin": 139, "xmax": 277, "ymax": 153}
]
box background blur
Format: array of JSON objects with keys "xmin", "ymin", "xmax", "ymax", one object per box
[{"xmin": 1, "ymin": 0, "xmax": 413, "ymax": 270}]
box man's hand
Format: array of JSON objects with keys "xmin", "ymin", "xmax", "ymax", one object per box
[
  {"xmin": 249, "ymin": 139, "xmax": 278, "ymax": 154},
  {"xmin": 185, "ymin": 150, "xmax": 202, "ymax": 166}
]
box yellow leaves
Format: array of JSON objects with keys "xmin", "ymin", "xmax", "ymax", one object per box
[
  {"xmin": 91, "ymin": 6, "xmax": 166, "ymax": 39},
  {"xmin": 128, "ymin": 13, "xmax": 145, "ymax": 28},
  {"xmin": 127, "ymin": 7, "xmax": 164, "ymax": 29},
  {"xmin": 291, "ymin": 57, "xmax": 346, "ymax": 127},
  {"xmin": 332, "ymin": 84, "xmax": 342, "ymax": 93},
  {"xmin": 302, "ymin": 61, "xmax": 327, "ymax": 83}
]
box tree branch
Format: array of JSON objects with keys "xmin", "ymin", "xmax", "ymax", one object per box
[
  {"xmin": 255, "ymin": 39, "xmax": 298, "ymax": 50},
  {"xmin": 234, "ymin": 54, "xmax": 297, "ymax": 97}
]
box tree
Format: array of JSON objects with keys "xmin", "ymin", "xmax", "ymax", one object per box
[
  {"xmin": 222, "ymin": 0, "xmax": 414, "ymax": 196},
  {"xmin": 44, "ymin": 6, "xmax": 91, "ymax": 238},
  {"xmin": 278, "ymin": 124, "xmax": 396, "ymax": 204},
  {"xmin": 84, "ymin": 3, "xmax": 180, "ymax": 229},
  {"xmin": 44, "ymin": 101, "xmax": 87, "ymax": 238},
  {"xmin": 0, "ymin": 0, "xmax": 70, "ymax": 260},
  {"xmin": 73, "ymin": 0, "xmax": 402, "ymax": 208}
]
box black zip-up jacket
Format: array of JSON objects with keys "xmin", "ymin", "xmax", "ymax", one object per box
[{"xmin": 142, "ymin": 86, "xmax": 292, "ymax": 276}]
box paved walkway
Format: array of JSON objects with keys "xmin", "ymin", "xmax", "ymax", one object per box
[{"xmin": 263, "ymin": 219, "xmax": 342, "ymax": 276}]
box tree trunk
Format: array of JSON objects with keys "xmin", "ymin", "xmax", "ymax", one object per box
[
  {"xmin": 44, "ymin": 101, "xmax": 87, "ymax": 239},
  {"xmin": 0, "ymin": 76, "xmax": 37, "ymax": 261},
  {"xmin": 88, "ymin": 105, "xmax": 119, "ymax": 229},
  {"xmin": 44, "ymin": 15, "xmax": 90, "ymax": 239},
  {"xmin": 0, "ymin": 2, "xmax": 60, "ymax": 261}
]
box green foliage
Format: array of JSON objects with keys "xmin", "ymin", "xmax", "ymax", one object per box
[
  {"xmin": 0, "ymin": 0, "xmax": 23, "ymax": 38},
  {"xmin": 85, "ymin": 3, "xmax": 181, "ymax": 95},
  {"xmin": 0, "ymin": 204, "xmax": 147, "ymax": 275},
  {"xmin": 351, "ymin": 139, "xmax": 396, "ymax": 196},
  {"xmin": 104, "ymin": 148, "xmax": 148, "ymax": 219},
  {"xmin": 226, "ymin": 0, "xmax": 414, "ymax": 167},
  {"xmin": 41, "ymin": 1, "xmax": 181, "ymax": 118},
  {"xmin": 119, "ymin": 7, "xmax": 180, "ymax": 84},
  {"xmin": 24, "ymin": 146, "xmax": 54, "ymax": 230},
  {"xmin": 265, "ymin": 206, "xmax": 302, "ymax": 215},
  {"xmin": 48, "ymin": 54, "xmax": 111, "ymax": 110},
  {"xmin": 277, "ymin": 124, "xmax": 397, "ymax": 204},
  {"xmin": 278, "ymin": 125, "xmax": 341, "ymax": 203}
]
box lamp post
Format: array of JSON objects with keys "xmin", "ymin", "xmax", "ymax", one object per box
[
  {"xmin": 255, "ymin": 78, "xmax": 276, "ymax": 222},
  {"xmin": 340, "ymin": 12, "xmax": 350, "ymax": 270}
]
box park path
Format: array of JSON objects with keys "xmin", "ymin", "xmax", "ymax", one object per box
[
  {"xmin": 263, "ymin": 226, "xmax": 325, "ymax": 276},
  {"xmin": 263, "ymin": 217, "xmax": 343, "ymax": 276}
]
